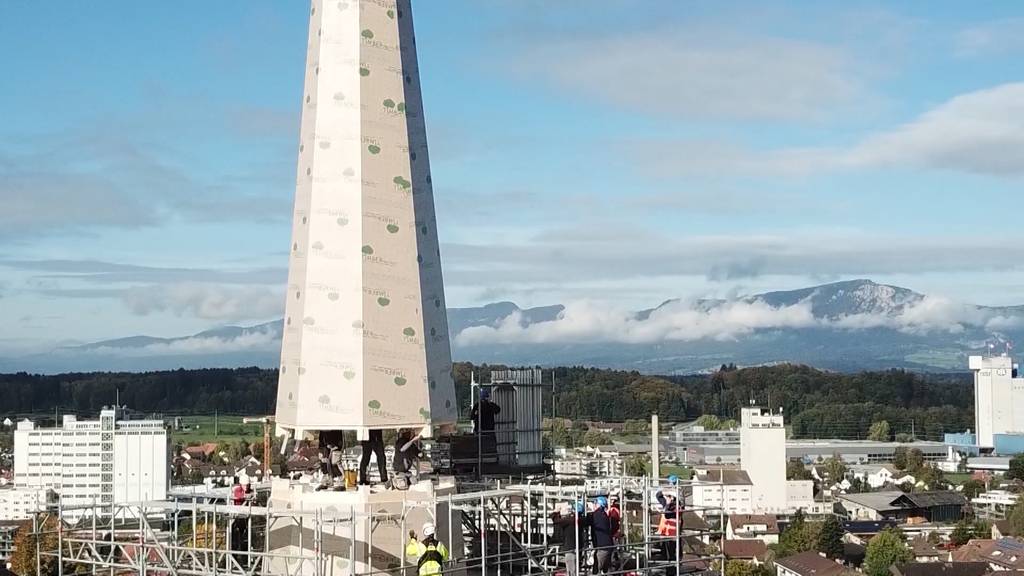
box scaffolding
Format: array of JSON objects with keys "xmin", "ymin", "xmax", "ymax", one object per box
[{"xmin": 31, "ymin": 475, "xmax": 726, "ymax": 576}]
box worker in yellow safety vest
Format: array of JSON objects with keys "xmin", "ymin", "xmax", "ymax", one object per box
[{"xmin": 406, "ymin": 522, "xmax": 449, "ymax": 576}]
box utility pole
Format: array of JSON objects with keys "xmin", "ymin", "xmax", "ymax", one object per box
[{"xmin": 215, "ymin": 410, "xmax": 219, "ymax": 438}]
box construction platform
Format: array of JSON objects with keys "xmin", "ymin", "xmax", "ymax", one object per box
[{"xmin": 27, "ymin": 474, "xmax": 726, "ymax": 576}]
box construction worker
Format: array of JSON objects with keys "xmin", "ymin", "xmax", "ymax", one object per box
[
  {"xmin": 552, "ymin": 502, "xmax": 587, "ymax": 576},
  {"xmin": 656, "ymin": 475, "xmax": 682, "ymax": 568},
  {"xmin": 470, "ymin": 388, "xmax": 501, "ymax": 434},
  {"xmin": 407, "ymin": 522, "xmax": 448, "ymax": 576},
  {"xmin": 359, "ymin": 429, "xmax": 388, "ymax": 486},
  {"xmin": 608, "ymin": 494, "xmax": 622, "ymax": 565},
  {"xmin": 405, "ymin": 530, "xmax": 421, "ymax": 576},
  {"xmin": 589, "ymin": 496, "xmax": 615, "ymax": 574}
]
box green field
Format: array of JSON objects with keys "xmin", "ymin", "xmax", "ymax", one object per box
[
  {"xmin": 944, "ymin": 472, "xmax": 973, "ymax": 486},
  {"xmin": 646, "ymin": 463, "xmax": 693, "ymax": 480},
  {"xmin": 171, "ymin": 415, "xmax": 263, "ymax": 445}
]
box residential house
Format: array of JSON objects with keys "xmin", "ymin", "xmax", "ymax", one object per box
[
  {"xmin": 690, "ymin": 469, "xmax": 753, "ymax": 516},
  {"xmin": 722, "ymin": 539, "xmax": 767, "ymax": 565},
  {"xmin": 973, "ymin": 489, "xmax": 1019, "ymax": 520},
  {"xmin": 775, "ymin": 551, "xmax": 854, "ymax": 576},
  {"xmin": 975, "ymin": 537, "xmax": 1024, "ymax": 571},
  {"xmin": 889, "ymin": 562, "xmax": 990, "ymax": 576},
  {"xmin": 908, "ymin": 535, "xmax": 942, "ymax": 563},
  {"xmin": 846, "ymin": 464, "xmax": 916, "ymax": 489},
  {"xmin": 182, "ymin": 443, "xmax": 219, "ymax": 461},
  {"xmin": 727, "ymin": 514, "xmax": 780, "ymax": 544},
  {"xmin": 992, "ymin": 520, "xmax": 1012, "ymax": 539},
  {"xmin": 841, "ymin": 520, "xmax": 899, "ymax": 545},
  {"xmin": 953, "ymin": 537, "xmax": 1024, "ymax": 571},
  {"xmin": 836, "ymin": 491, "xmax": 967, "ymax": 523}
]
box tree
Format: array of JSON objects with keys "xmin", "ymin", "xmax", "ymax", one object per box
[
  {"xmin": 892, "ymin": 447, "xmax": 909, "ymax": 471},
  {"xmin": 895, "ymin": 433, "xmax": 914, "ymax": 443},
  {"xmin": 867, "ymin": 420, "xmax": 891, "ymax": 441},
  {"xmin": 863, "ymin": 527, "xmax": 912, "ymax": 576},
  {"xmin": 694, "ymin": 414, "xmax": 722, "ymax": 430},
  {"xmin": 224, "ymin": 438, "xmax": 251, "ymax": 463},
  {"xmin": 787, "ymin": 459, "xmax": 812, "ymax": 481},
  {"xmin": 1008, "ymin": 454, "xmax": 1024, "ymax": 481},
  {"xmin": 625, "ymin": 455, "xmax": 649, "ymax": 477},
  {"xmin": 906, "ymin": 449, "xmax": 925, "ymax": 473},
  {"xmin": 720, "ymin": 419, "xmax": 739, "ymax": 430},
  {"xmin": 623, "ymin": 419, "xmax": 649, "ymax": 435},
  {"xmin": 961, "ymin": 479, "xmax": 985, "ymax": 500},
  {"xmin": 950, "ymin": 519, "xmax": 978, "ymax": 546},
  {"xmin": 11, "ymin": 517, "xmax": 59, "ymax": 576},
  {"xmin": 823, "ymin": 455, "xmax": 847, "ymax": 485},
  {"xmin": 1006, "ymin": 499, "xmax": 1024, "ymax": 536},
  {"xmin": 917, "ymin": 464, "xmax": 946, "ymax": 490},
  {"xmin": 581, "ymin": 430, "xmax": 612, "ymax": 447},
  {"xmin": 776, "ymin": 510, "xmax": 822, "ymax": 558},
  {"xmin": 817, "ymin": 515, "xmax": 844, "ymax": 559},
  {"xmin": 724, "ymin": 560, "xmax": 755, "ymax": 576}
]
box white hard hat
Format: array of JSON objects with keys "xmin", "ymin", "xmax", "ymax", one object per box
[{"xmin": 422, "ymin": 523, "xmax": 435, "ymax": 537}]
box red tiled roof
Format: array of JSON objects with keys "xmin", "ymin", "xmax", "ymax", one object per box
[
  {"xmin": 775, "ymin": 551, "xmax": 850, "ymax": 576},
  {"xmin": 723, "ymin": 539, "xmax": 767, "ymax": 561}
]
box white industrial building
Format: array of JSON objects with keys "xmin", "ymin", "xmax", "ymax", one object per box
[
  {"xmin": 14, "ymin": 408, "xmax": 168, "ymax": 515},
  {"xmin": 970, "ymin": 354, "xmax": 1024, "ymax": 449},
  {"xmin": 691, "ymin": 407, "xmax": 819, "ymax": 516}
]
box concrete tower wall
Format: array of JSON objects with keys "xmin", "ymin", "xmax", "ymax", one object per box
[
  {"xmin": 740, "ymin": 407, "xmax": 787, "ymax": 512},
  {"xmin": 275, "ymin": 0, "xmax": 457, "ymax": 437},
  {"xmin": 971, "ymin": 355, "xmax": 1024, "ymax": 449}
]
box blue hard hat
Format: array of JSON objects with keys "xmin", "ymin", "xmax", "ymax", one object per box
[
  {"xmin": 575, "ymin": 502, "xmax": 585, "ymax": 514},
  {"xmin": 596, "ymin": 496, "xmax": 608, "ymax": 508},
  {"xmin": 480, "ymin": 388, "xmax": 490, "ymax": 399},
  {"xmin": 668, "ymin": 474, "xmax": 679, "ymax": 485}
]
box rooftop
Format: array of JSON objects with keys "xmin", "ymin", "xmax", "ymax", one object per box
[
  {"xmin": 775, "ymin": 551, "xmax": 852, "ymax": 576},
  {"xmin": 891, "ymin": 562, "xmax": 991, "ymax": 576},
  {"xmin": 722, "ymin": 539, "xmax": 767, "ymax": 561},
  {"xmin": 695, "ymin": 469, "xmax": 752, "ymax": 486},
  {"xmin": 728, "ymin": 514, "xmax": 779, "ymax": 534}
]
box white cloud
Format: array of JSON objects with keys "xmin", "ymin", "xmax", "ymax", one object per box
[
  {"xmin": 84, "ymin": 328, "xmax": 280, "ymax": 357},
  {"xmin": 642, "ymin": 83, "xmax": 1024, "ymax": 177},
  {"xmin": 443, "ymin": 229, "xmax": 1024, "ymax": 292},
  {"xmin": 457, "ymin": 299, "xmax": 818, "ymax": 346},
  {"xmin": 840, "ymin": 83, "xmax": 1024, "ymax": 175},
  {"xmin": 455, "ymin": 293, "xmax": 1024, "ymax": 347},
  {"xmin": 122, "ymin": 283, "xmax": 283, "ymax": 322},
  {"xmin": 523, "ymin": 33, "xmax": 866, "ymax": 121},
  {"xmin": 955, "ymin": 18, "xmax": 1024, "ymax": 57}
]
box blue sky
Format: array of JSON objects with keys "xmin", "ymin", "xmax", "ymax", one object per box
[{"xmin": 1, "ymin": 1, "xmax": 1023, "ymax": 352}]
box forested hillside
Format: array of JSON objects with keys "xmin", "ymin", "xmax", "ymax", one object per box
[{"xmin": 0, "ymin": 363, "xmax": 972, "ymax": 440}]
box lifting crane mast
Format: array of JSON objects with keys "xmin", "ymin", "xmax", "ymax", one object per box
[{"xmin": 242, "ymin": 416, "xmax": 275, "ymax": 476}]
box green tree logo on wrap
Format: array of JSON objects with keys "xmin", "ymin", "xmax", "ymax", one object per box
[
  {"xmin": 419, "ymin": 408, "xmax": 431, "ymax": 420},
  {"xmin": 367, "ymin": 144, "xmax": 381, "ymax": 155},
  {"xmin": 394, "ymin": 376, "xmax": 407, "ymax": 386},
  {"xmin": 383, "ymin": 98, "xmax": 396, "ymax": 109},
  {"xmin": 386, "ymin": 223, "xmax": 400, "ymax": 233},
  {"xmin": 361, "ymin": 29, "xmax": 374, "ymax": 39},
  {"xmin": 368, "ymin": 400, "xmax": 381, "ymax": 410},
  {"xmin": 386, "ymin": 9, "xmax": 395, "ymax": 19},
  {"xmin": 403, "ymin": 327, "xmax": 416, "ymax": 337},
  {"xmin": 344, "ymin": 370, "xmax": 356, "ymax": 380},
  {"xmin": 377, "ymin": 297, "xmax": 391, "ymax": 307},
  {"xmin": 362, "ymin": 245, "xmax": 374, "ymax": 255},
  {"xmin": 360, "ymin": 66, "xmax": 370, "ymax": 77},
  {"xmin": 392, "ymin": 176, "xmax": 411, "ymax": 190}
]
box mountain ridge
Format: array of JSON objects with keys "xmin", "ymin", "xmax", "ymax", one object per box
[{"xmin": 5, "ymin": 279, "xmax": 1021, "ymax": 374}]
